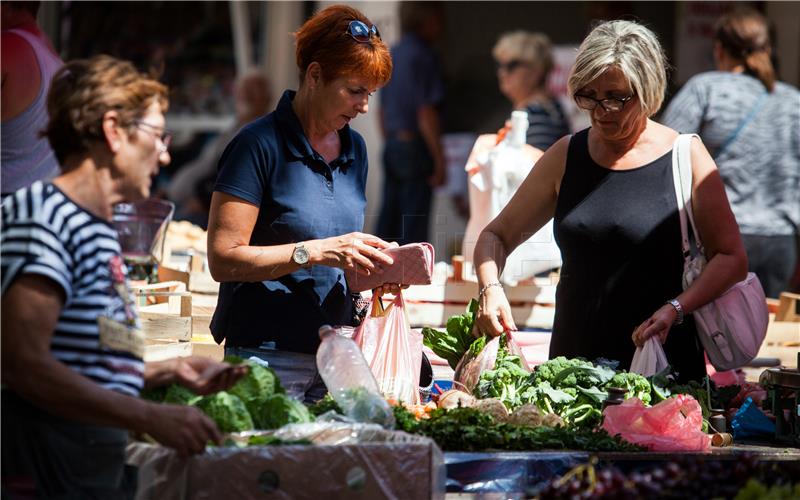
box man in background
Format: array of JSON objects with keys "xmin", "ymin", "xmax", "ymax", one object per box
[
  {"xmin": 1, "ymin": 1, "xmax": 63, "ymax": 196},
  {"xmin": 377, "ymin": 1, "xmax": 446, "ymax": 245}
]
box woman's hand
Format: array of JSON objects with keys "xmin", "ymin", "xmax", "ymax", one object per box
[
  {"xmin": 632, "ymin": 304, "xmax": 678, "ymax": 347},
  {"xmin": 173, "ymin": 356, "xmax": 249, "ymax": 396},
  {"xmin": 474, "ymin": 286, "xmax": 517, "ymax": 338},
  {"xmin": 313, "ymin": 232, "xmax": 395, "ymax": 276}
]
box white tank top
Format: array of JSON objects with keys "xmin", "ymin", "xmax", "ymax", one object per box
[{"xmin": 1, "ymin": 29, "xmax": 63, "ymax": 194}]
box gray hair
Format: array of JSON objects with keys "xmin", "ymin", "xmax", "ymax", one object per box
[{"xmin": 568, "ymin": 20, "xmax": 668, "ymax": 117}]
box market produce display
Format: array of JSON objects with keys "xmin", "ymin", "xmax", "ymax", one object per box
[
  {"xmin": 533, "ymin": 454, "xmax": 800, "ymax": 499},
  {"xmin": 142, "ymin": 357, "xmax": 310, "ymax": 432}
]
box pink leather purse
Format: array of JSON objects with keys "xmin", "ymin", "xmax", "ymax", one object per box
[{"xmin": 348, "ymin": 242, "xmax": 435, "ymax": 292}]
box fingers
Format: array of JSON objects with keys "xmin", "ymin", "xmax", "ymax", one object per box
[
  {"xmin": 498, "ymin": 306, "xmax": 517, "ymax": 332},
  {"xmin": 355, "ymin": 233, "xmax": 394, "ymax": 251}
]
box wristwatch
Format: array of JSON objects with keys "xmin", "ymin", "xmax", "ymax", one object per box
[
  {"xmin": 666, "ymin": 298, "xmax": 684, "ymax": 325},
  {"xmin": 292, "ymin": 242, "xmax": 310, "ymax": 268}
]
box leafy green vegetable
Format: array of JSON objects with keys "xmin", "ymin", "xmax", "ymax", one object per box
[
  {"xmin": 250, "ymin": 394, "xmax": 312, "ymax": 430},
  {"xmin": 139, "ymin": 385, "xmax": 167, "ymax": 402},
  {"xmin": 229, "ymin": 363, "xmax": 283, "ymax": 407},
  {"xmin": 474, "ymin": 334, "xmax": 535, "ymax": 409},
  {"xmin": 392, "ymin": 406, "xmax": 643, "ymax": 452},
  {"xmin": 532, "ymin": 357, "xmax": 596, "ymax": 386},
  {"xmin": 164, "ymin": 384, "xmax": 202, "ymax": 406},
  {"xmin": 195, "ymin": 392, "xmax": 254, "ymax": 433},
  {"xmin": 606, "ymin": 371, "xmax": 652, "ymax": 405},
  {"xmin": 246, "ymin": 435, "xmax": 312, "ymax": 446},
  {"xmin": 422, "ymin": 299, "xmax": 479, "ymax": 370},
  {"xmin": 308, "ymin": 393, "xmax": 342, "ymax": 417}
]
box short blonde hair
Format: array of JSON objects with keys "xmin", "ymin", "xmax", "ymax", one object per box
[
  {"xmin": 493, "ymin": 31, "xmax": 554, "ymax": 80},
  {"xmin": 567, "ymin": 20, "xmax": 667, "ymax": 117}
]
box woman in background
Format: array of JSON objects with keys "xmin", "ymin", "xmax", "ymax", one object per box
[
  {"xmin": 493, "ymin": 31, "xmax": 571, "ymax": 150},
  {"xmin": 661, "ymin": 8, "xmax": 800, "ymax": 299}
]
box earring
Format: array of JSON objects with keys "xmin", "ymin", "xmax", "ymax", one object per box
[{"xmin": 112, "ymin": 142, "xmax": 120, "ymax": 153}]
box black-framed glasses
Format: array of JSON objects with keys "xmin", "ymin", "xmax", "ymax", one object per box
[
  {"xmin": 573, "ymin": 93, "xmax": 635, "ymax": 113},
  {"xmin": 133, "ymin": 120, "xmax": 173, "ymax": 153},
  {"xmin": 496, "ymin": 59, "xmax": 526, "ymax": 73},
  {"xmin": 347, "ymin": 20, "xmax": 380, "ymax": 43}
]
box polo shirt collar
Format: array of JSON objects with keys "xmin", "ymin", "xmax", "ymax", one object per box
[{"xmin": 275, "ymin": 90, "xmax": 356, "ymax": 168}]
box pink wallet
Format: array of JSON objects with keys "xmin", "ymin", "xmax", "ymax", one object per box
[{"xmin": 348, "ymin": 242, "xmax": 435, "ymax": 292}]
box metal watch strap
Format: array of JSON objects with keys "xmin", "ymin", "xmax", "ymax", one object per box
[
  {"xmin": 479, "ymin": 282, "xmax": 503, "ymax": 298},
  {"xmin": 666, "ymin": 298, "xmax": 684, "ymax": 325}
]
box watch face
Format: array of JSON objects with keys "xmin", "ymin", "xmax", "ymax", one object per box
[{"xmin": 294, "ymin": 246, "xmax": 309, "ymax": 265}]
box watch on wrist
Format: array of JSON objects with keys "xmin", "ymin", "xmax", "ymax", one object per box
[
  {"xmin": 292, "ymin": 242, "xmax": 310, "ymax": 268},
  {"xmin": 666, "ymin": 298, "xmax": 684, "ymax": 325}
]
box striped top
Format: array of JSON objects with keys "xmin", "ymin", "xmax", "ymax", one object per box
[
  {"xmin": 661, "ymin": 71, "xmax": 800, "ymax": 236},
  {"xmin": 1, "ymin": 182, "xmax": 144, "ymax": 396},
  {"xmin": 524, "ymin": 98, "xmax": 571, "ymax": 151}
]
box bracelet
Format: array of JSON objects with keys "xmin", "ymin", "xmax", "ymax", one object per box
[
  {"xmin": 665, "ymin": 298, "xmax": 684, "ymax": 325},
  {"xmin": 479, "ymin": 282, "xmax": 503, "ymax": 298}
]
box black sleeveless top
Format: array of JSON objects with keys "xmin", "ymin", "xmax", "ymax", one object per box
[{"xmin": 552, "ymin": 129, "xmax": 705, "ymax": 382}]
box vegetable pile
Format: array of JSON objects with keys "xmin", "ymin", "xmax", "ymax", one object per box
[{"xmin": 143, "ymin": 357, "xmax": 311, "ymax": 432}]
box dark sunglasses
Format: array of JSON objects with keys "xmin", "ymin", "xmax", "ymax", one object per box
[
  {"xmin": 347, "ymin": 20, "xmax": 380, "ymax": 43},
  {"xmin": 496, "ymin": 59, "xmax": 526, "ymax": 73}
]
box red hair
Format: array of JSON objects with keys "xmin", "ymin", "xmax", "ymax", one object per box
[{"xmin": 294, "ymin": 4, "xmax": 392, "ymax": 88}]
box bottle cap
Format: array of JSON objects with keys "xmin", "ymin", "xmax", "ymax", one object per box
[{"xmin": 318, "ymin": 324, "xmax": 335, "ymax": 339}]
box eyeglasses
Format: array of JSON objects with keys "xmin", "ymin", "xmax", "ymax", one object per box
[
  {"xmin": 573, "ymin": 93, "xmax": 635, "ymax": 113},
  {"xmin": 133, "ymin": 120, "xmax": 173, "ymax": 153},
  {"xmin": 346, "ymin": 20, "xmax": 380, "ymax": 43},
  {"xmin": 496, "ymin": 59, "xmax": 526, "ymax": 73}
]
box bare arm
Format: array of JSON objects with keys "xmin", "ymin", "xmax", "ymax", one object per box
[
  {"xmin": 474, "ymin": 136, "xmax": 568, "ymax": 336},
  {"xmin": 417, "ymin": 105, "xmax": 447, "ymax": 187},
  {"xmin": 634, "ymin": 137, "xmax": 748, "ymax": 344},
  {"xmin": 1, "ymin": 275, "xmax": 223, "ymax": 455},
  {"xmin": 1, "ymin": 31, "xmax": 41, "ymax": 121},
  {"xmin": 207, "ymin": 192, "xmax": 394, "ymax": 283}
]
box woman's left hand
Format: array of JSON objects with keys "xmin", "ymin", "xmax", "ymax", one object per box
[
  {"xmin": 631, "ymin": 304, "xmax": 678, "ymax": 347},
  {"xmin": 174, "ymin": 356, "xmax": 249, "ymax": 395}
]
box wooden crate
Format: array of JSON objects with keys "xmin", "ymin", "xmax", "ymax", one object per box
[
  {"xmin": 756, "ymin": 313, "xmax": 800, "ymax": 368},
  {"xmin": 132, "ymin": 281, "xmax": 193, "ymax": 362},
  {"xmin": 776, "ymin": 292, "xmax": 800, "ymax": 322}
]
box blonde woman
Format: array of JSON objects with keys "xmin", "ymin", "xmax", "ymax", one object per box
[
  {"xmin": 493, "ymin": 31, "xmax": 570, "ymax": 150},
  {"xmin": 475, "ymin": 21, "xmax": 747, "ymax": 382}
]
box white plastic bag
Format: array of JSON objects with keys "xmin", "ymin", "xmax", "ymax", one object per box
[
  {"xmin": 461, "ymin": 114, "xmax": 561, "ymax": 285},
  {"xmin": 630, "ymin": 337, "xmax": 669, "ymax": 376}
]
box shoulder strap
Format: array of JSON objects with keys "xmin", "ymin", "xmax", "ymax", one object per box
[
  {"xmin": 671, "ymin": 133, "xmax": 704, "ymax": 259},
  {"xmin": 714, "ymin": 90, "xmax": 768, "ymax": 159}
]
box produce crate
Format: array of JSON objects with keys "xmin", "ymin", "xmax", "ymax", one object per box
[
  {"xmin": 127, "ymin": 432, "xmax": 444, "ymax": 500},
  {"xmin": 132, "ymin": 281, "xmax": 192, "ymax": 362}
]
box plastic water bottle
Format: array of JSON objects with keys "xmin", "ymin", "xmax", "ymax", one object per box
[
  {"xmin": 506, "ymin": 110, "xmax": 529, "ymax": 147},
  {"xmin": 316, "ymin": 325, "xmax": 395, "ymax": 429}
]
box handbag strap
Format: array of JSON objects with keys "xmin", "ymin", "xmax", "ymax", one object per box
[
  {"xmin": 714, "ymin": 90, "xmax": 768, "ymax": 159},
  {"xmin": 671, "ymin": 133, "xmax": 704, "ymax": 261}
]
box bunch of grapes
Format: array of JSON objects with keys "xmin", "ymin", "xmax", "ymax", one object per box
[{"xmin": 534, "ymin": 454, "xmax": 799, "ymax": 499}]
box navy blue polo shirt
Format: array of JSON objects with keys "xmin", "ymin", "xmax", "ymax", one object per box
[{"xmin": 209, "ymin": 90, "xmax": 368, "ymax": 353}]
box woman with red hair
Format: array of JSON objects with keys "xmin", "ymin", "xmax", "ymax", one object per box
[{"xmin": 207, "ymin": 5, "xmax": 395, "ymax": 402}]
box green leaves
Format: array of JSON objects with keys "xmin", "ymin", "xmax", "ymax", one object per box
[{"xmin": 422, "ymin": 299, "xmax": 479, "ymax": 370}]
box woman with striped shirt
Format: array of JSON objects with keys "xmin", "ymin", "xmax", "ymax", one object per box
[{"xmin": 1, "ymin": 55, "xmax": 246, "ymax": 498}]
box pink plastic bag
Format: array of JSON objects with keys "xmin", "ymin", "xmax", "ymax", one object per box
[
  {"xmin": 453, "ymin": 333, "xmax": 531, "ymax": 393},
  {"xmin": 602, "ymin": 395, "xmax": 711, "ymax": 452},
  {"xmin": 353, "ymin": 292, "xmax": 421, "ymax": 404}
]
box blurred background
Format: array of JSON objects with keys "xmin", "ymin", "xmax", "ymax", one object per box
[{"xmin": 35, "ymin": 1, "xmax": 800, "ymax": 262}]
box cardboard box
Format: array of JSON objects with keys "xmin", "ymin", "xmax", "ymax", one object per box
[{"xmin": 128, "ymin": 433, "xmax": 444, "ymax": 499}]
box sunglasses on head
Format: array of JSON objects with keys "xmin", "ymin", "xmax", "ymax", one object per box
[{"xmin": 347, "ymin": 20, "xmax": 380, "ymax": 43}]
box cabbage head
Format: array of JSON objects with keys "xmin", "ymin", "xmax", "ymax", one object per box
[{"xmin": 195, "ymin": 392, "xmax": 254, "ymax": 432}]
